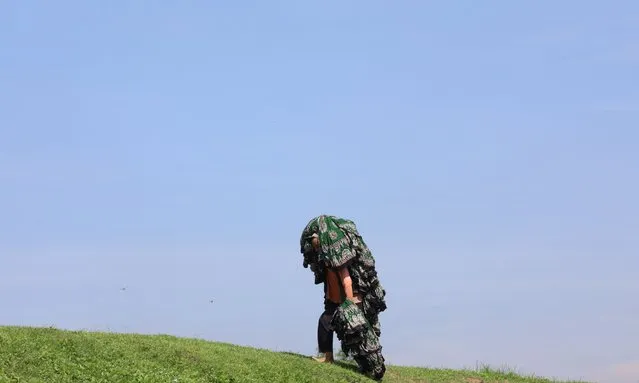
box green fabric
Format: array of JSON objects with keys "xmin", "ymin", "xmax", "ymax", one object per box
[
  {"xmin": 332, "ymin": 299, "xmax": 368, "ymax": 338},
  {"xmin": 354, "ymin": 350, "xmax": 386, "ymax": 381},
  {"xmin": 300, "ymin": 215, "xmax": 387, "ymax": 314},
  {"xmin": 300, "ymin": 215, "xmax": 358, "ymax": 268},
  {"xmin": 331, "ymin": 300, "xmax": 385, "ymax": 380}
]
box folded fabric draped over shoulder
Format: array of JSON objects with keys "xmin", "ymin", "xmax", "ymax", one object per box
[
  {"xmin": 300, "ymin": 214, "xmax": 387, "ymax": 317},
  {"xmin": 300, "ymin": 215, "xmax": 371, "ymax": 268}
]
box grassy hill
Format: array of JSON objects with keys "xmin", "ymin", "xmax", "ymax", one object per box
[{"xmin": 0, "ymin": 326, "xmax": 587, "ymax": 383}]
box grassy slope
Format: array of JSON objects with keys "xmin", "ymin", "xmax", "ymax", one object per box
[{"xmin": 0, "ymin": 326, "xmax": 587, "ymax": 383}]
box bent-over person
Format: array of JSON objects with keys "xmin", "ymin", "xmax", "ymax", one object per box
[{"xmin": 300, "ymin": 215, "xmax": 387, "ymax": 380}]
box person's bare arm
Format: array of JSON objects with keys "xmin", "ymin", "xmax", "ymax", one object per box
[
  {"xmin": 337, "ymin": 267, "xmax": 355, "ymax": 301},
  {"xmin": 312, "ymin": 235, "xmax": 355, "ymax": 302}
]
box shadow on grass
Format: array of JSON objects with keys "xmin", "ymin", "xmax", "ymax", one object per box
[
  {"xmin": 279, "ymin": 351, "xmax": 313, "ymax": 360},
  {"xmin": 334, "ymin": 360, "xmax": 360, "ymax": 373},
  {"xmin": 278, "ymin": 352, "xmax": 364, "ymax": 376}
]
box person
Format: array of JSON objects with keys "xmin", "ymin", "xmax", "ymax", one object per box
[
  {"xmin": 300, "ymin": 215, "xmax": 387, "ymax": 380},
  {"xmin": 310, "ymin": 233, "xmax": 359, "ymax": 364}
]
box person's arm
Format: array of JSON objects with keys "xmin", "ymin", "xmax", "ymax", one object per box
[
  {"xmin": 337, "ymin": 266, "xmax": 355, "ymax": 301},
  {"xmin": 312, "ymin": 235, "xmax": 355, "ymax": 302}
]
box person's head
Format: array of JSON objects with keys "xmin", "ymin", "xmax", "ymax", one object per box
[{"xmin": 302, "ymin": 234, "xmax": 320, "ymax": 269}]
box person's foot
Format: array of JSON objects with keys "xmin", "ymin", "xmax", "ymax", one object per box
[{"xmin": 312, "ymin": 352, "xmax": 334, "ymax": 363}]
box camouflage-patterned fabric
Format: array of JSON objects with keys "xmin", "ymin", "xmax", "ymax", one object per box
[
  {"xmin": 300, "ymin": 215, "xmax": 387, "ymax": 380},
  {"xmin": 331, "ymin": 300, "xmax": 386, "ymax": 381},
  {"xmin": 301, "ymin": 215, "xmax": 358, "ymax": 268}
]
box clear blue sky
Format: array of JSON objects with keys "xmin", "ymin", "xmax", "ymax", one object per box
[{"xmin": 1, "ymin": 2, "xmax": 638, "ymax": 382}]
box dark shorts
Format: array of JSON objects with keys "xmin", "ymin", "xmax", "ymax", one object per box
[{"xmin": 317, "ymin": 300, "xmax": 339, "ymax": 353}]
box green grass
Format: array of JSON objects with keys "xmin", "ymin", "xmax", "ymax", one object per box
[{"xmin": 0, "ymin": 326, "xmax": 589, "ymax": 383}]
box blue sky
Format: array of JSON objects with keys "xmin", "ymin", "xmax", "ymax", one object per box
[{"xmin": 1, "ymin": 1, "xmax": 638, "ymax": 382}]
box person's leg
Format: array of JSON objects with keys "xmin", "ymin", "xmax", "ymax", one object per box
[
  {"xmin": 316, "ymin": 313, "xmax": 333, "ymax": 361},
  {"xmin": 315, "ymin": 301, "xmax": 338, "ymax": 363}
]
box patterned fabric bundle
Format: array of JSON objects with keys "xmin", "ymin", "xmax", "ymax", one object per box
[
  {"xmin": 300, "ymin": 215, "xmax": 387, "ymax": 380},
  {"xmin": 331, "ymin": 300, "xmax": 386, "ymax": 380}
]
